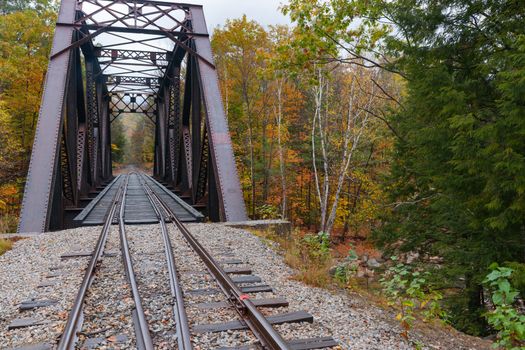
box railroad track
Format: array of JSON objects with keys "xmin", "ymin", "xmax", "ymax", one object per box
[{"xmin": 55, "ymin": 173, "xmax": 338, "ymax": 350}]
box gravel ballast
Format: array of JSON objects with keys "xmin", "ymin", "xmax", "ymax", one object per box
[{"xmin": 0, "ymin": 224, "xmax": 491, "ymax": 349}]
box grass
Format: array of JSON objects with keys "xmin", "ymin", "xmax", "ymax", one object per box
[
  {"xmin": 0, "ymin": 238, "xmax": 13, "ymax": 256},
  {"xmin": 251, "ymin": 227, "xmax": 390, "ymax": 295},
  {"xmin": 251, "ymin": 228, "xmax": 333, "ymax": 288},
  {"xmin": 0, "ymin": 212, "xmax": 18, "ymax": 233}
]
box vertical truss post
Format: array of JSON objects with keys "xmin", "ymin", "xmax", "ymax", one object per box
[
  {"xmin": 62, "ymin": 44, "xmax": 82, "ymax": 208},
  {"xmin": 166, "ymin": 66, "xmax": 181, "ymax": 185},
  {"xmin": 85, "ymin": 57, "xmax": 100, "ymax": 187},
  {"xmin": 100, "ymin": 95, "xmax": 111, "ymax": 180},
  {"xmin": 191, "ymin": 54, "xmax": 202, "ymax": 204},
  {"xmin": 158, "ymin": 98, "xmax": 167, "ymax": 179},
  {"xmin": 154, "ymin": 107, "xmax": 161, "ymax": 178},
  {"xmin": 180, "ymin": 57, "xmax": 193, "ymax": 194},
  {"xmin": 195, "ymin": 126, "xmax": 209, "ymax": 201},
  {"xmin": 95, "ymin": 80, "xmax": 104, "ymax": 181},
  {"xmin": 74, "ymin": 46, "xmax": 90, "ymax": 198},
  {"xmin": 18, "ymin": 0, "xmax": 77, "ymax": 233}
]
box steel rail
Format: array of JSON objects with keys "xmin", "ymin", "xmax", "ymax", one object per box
[
  {"xmin": 143, "ymin": 174, "xmax": 292, "ymax": 350},
  {"xmin": 138, "ymin": 174, "xmax": 193, "ymax": 349},
  {"xmin": 57, "ymin": 180, "xmax": 125, "ymax": 350},
  {"xmin": 118, "ymin": 174, "xmax": 155, "ymax": 350}
]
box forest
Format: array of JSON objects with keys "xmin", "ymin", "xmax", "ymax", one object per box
[{"xmin": 0, "ymin": 0, "xmax": 524, "ymax": 348}]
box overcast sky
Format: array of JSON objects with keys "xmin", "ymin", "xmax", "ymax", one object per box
[{"xmin": 179, "ymin": 0, "xmax": 291, "ymax": 32}]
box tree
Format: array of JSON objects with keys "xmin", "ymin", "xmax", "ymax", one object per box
[
  {"xmin": 111, "ymin": 118, "xmax": 127, "ymax": 164},
  {"xmin": 0, "ymin": 104, "xmax": 22, "ymax": 184},
  {"xmin": 0, "ymin": 5, "xmax": 56, "ymax": 231},
  {"xmin": 212, "ymin": 15, "xmax": 271, "ymax": 217},
  {"xmin": 285, "ymin": 0, "xmax": 525, "ymax": 334},
  {"xmin": 0, "ymin": 8, "xmax": 56, "ymax": 166},
  {"xmin": 0, "ymin": 0, "xmax": 56, "ymax": 15},
  {"xmin": 308, "ymin": 65, "xmax": 381, "ymax": 235},
  {"xmin": 266, "ymin": 25, "xmax": 304, "ymax": 219},
  {"xmin": 124, "ymin": 115, "xmax": 154, "ymax": 168}
]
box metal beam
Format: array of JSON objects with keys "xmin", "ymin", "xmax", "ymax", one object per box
[
  {"xmin": 96, "ymin": 49, "xmax": 171, "ymax": 62},
  {"xmin": 189, "ymin": 7, "xmax": 248, "ymax": 222},
  {"xmin": 56, "ymin": 23, "xmax": 209, "ymax": 37},
  {"xmin": 18, "ymin": 0, "xmax": 77, "ymax": 233},
  {"xmin": 105, "ymin": 75, "xmax": 161, "ymax": 87}
]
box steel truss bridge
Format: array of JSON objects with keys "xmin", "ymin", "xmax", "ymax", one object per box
[{"xmin": 18, "ymin": 0, "xmax": 247, "ymax": 233}]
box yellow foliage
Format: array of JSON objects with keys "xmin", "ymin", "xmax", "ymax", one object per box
[{"xmin": 0, "ymin": 239, "xmax": 13, "ymax": 256}]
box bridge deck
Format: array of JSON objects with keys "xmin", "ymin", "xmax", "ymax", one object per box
[{"xmin": 74, "ymin": 174, "xmax": 204, "ymax": 225}]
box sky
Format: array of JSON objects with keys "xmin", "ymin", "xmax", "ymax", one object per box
[{"xmin": 177, "ymin": 0, "xmax": 291, "ymax": 31}]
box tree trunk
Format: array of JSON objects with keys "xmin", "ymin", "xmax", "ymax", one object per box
[
  {"xmin": 276, "ymin": 80, "xmax": 287, "ymax": 218},
  {"xmin": 311, "ymin": 69, "xmax": 330, "ymax": 233}
]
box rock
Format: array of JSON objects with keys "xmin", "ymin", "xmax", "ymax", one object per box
[
  {"xmin": 429, "ymin": 256, "xmax": 443, "ymax": 263},
  {"xmin": 367, "ymin": 258, "xmax": 381, "ymax": 269},
  {"xmin": 329, "ymin": 266, "xmax": 338, "ymax": 277},
  {"xmin": 82, "ymin": 337, "xmax": 105, "ymax": 349},
  {"xmin": 406, "ymin": 252, "xmax": 419, "ymax": 264}
]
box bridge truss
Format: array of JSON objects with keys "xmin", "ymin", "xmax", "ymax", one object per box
[{"xmin": 18, "ymin": 0, "xmax": 247, "ymax": 232}]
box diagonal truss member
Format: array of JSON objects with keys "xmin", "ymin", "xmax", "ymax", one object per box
[{"xmin": 18, "ymin": 0, "xmax": 247, "ymax": 233}]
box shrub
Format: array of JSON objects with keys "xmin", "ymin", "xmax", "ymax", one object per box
[
  {"xmin": 503, "ymin": 262, "xmax": 525, "ymax": 300},
  {"xmin": 256, "ymin": 204, "xmax": 279, "ymax": 219},
  {"xmin": 483, "ymin": 264, "xmax": 525, "ymax": 350},
  {"xmin": 300, "ymin": 232, "xmax": 331, "ymax": 265},
  {"xmin": 251, "ymin": 229, "xmax": 335, "ymax": 287},
  {"xmin": 333, "ymin": 247, "xmax": 359, "ymax": 286},
  {"xmin": 380, "ymin": 257, "xmax": 447, "ymax": 340},
  {"xmin": 285, "ymin": 231, "xmax": 332, "ymax": 286}
]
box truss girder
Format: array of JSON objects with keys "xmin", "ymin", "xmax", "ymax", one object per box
[
  {"xmin": 105, "ymin": 75, "xmax": 161, "ymax": 87},
  {"xmin": 19, "ymin": 0, "xmax": 247, "ymax": 233},
  {"xmin": 97, "ymin": 49, "xmax": 170, "ymax": 62}
]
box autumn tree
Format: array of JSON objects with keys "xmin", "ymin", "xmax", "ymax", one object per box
[
  {"xmin": 0, "ymin": 3, "xmax": 56, "ymax": 231},
  {"xmin": 124, "ymin": 115, "xmax": 155, "ymax": 168},
  {"xmin": 212, "ymin": 16, "xmax": 271, "ymax": 217},
  {"xmin": 0, "ymin": 0, "xmax": 56, "ymax": 14},
  {"xmin": 111, "ymin": 118, "xmax": 127, "ymax": 165},
  {"xmin": 263, "ymin": 25, "xmax": 304, "ymax": 219},
  {"xmin": 284, "ymin": 0, "xmax": 525, "ymax": 334},
  {"xmin": 0, "ymin": 7, "xmax": 56, "ymax": 164}
]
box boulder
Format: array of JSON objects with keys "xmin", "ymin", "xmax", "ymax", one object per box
[{"xmin": 367, "ymin": 258, "xmax": 381, "ymax": 269}]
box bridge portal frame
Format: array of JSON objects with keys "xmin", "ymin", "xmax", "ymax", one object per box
[{"xmin": 18, "ymin": 0, "xmax": 247, "ymax": 233}]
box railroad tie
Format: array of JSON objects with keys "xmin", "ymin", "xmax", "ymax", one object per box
[{"xmin": 192, "ymin": 311, "xmax": 314, "ymax": 333}]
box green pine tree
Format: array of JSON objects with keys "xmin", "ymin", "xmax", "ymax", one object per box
[{"xmin": 285, "ymin": 0, "xmax": 525, "ymax": 334}]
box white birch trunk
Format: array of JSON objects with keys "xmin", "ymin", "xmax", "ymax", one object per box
[
  {"xmin": 325, "ymin": 75, "xmax": 376, "ymax": 234},
  {"xmin": 311, "ymin": 69, "xmax": 325, "ymax": 231},
  {"xmin": 275, "ymin": 79, "xmax": 287, "ymax": 218}
]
